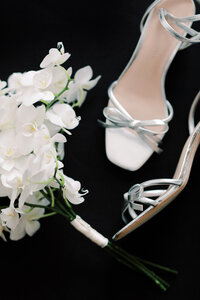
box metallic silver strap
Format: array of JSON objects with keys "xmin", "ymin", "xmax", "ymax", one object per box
[
  {"xmin": 188, "ymin": 90, "xmax": 200, "ymax": 134},
  {"xmin": 98, "ymin": 81, "xmax": 173, "ymax": 154},
  {"xmin": 140, "ymin": 0, "xmax": 163, "ymax": 32},
  {"xmin": 122, "ymin": 178, "xmax": 183, "ymax": 223},
  {"xmin": 140, "ymin": 1, "xmax": 200, "ymax": 50},
  {"xmin": 159, "ymin": 8, "xmax": 200, "ymax": 49}
]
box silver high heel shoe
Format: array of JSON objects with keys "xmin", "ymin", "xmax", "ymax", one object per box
[
  {"xmin": 113, "ymin": 90, "xmax": 200, "ymax": 240},
  {"xmin": 99, "ymin": 0, "xmax": 200, "ymax": 171}
]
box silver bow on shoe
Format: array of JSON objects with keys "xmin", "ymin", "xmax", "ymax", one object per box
[
  {"xmin": 98, "ymin": 81, "xmax": 174, "ymax": 153},
  {"xmin": 112, "ymin": 178, "xmax": 183, "ymax": 240},
  {"xmin": 122, "ymin": 178, "xmax": 183, "ymax": 224}
]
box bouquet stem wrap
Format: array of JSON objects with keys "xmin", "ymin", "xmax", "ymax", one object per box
[{"xmin": 71, "ymin": 215, "xmax": 109, "ymax": 248}]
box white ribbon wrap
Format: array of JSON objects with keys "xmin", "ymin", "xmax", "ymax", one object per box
[{"xmin": 71, "ymin": 215, "xmax": 109, "ymax": 248}]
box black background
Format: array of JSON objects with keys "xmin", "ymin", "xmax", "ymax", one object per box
[{"xmin": 1, "ymin": 0, "xmax": 200, "ymax": 299}]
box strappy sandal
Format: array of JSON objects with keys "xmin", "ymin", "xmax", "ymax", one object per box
[
  {"xmin": 99, "ymin": 0, "xmax": 200, "ymax": 171},
  {"xmin": 113, "ymin": 90, "xmax": 200, "ymax": 240}
]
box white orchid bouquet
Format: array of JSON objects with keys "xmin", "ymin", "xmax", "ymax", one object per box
[{"xmin": 0, "ymin": 42, "xmax": 176, "ymax": 291}]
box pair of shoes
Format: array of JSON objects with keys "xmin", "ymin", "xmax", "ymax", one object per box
[
  {"xmin": 99, "ymin": 0, "xmax": 200, "ymax": 171},
  {"xmin": 98, "ymin": 0, "xmax": 200, "ymax": 238}
]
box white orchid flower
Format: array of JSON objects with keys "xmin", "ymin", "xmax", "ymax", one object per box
[
  {"xmin": 1, "ymin": 167, "xmax": 24, "ymax": 207},
  {"xmin": 8, "ymin": 72, "xmax": 24, "ymax": 90},
  {"xmin": 16, "ymin": 104, "xmax": 46, "ymax": 135},
  {"xmin": 33, "ymin": 68, "xmax": 53, "ymax": 90},
  {"xmin": 0, "ymin": 153, "xmax": 46, "ymax": 209},
  {"xmin": 0, "ymin": 129, "xmax": 22, "ymax": 171},
  {"xmin": 18, "ymin": 153, "xmax": 57, "ymax": 205},
  {"xmin": 46, "ymin": 103, "xmax": 80, "ymax": 133},
  {"xmin": 16, "ymin": 104, "xmax": 46, "ymax": 155},
  {"xmin": 21, "ymin": 88, "xmax": 54, "ymax": 106},
  {"xmin": 62, "ymin": 174, "xmax": 88, "ymax": 205},
  {"xmin": 20, "ymin": 71, "xmax": 37, "ymax": 86},
  {"xmin": 1, "ymin": 149, "xmax": 56, "ymax": 209},
  {"xmin": 1, "ymin": 168, "xmax": 23, "ymax": 190},
  {"xmin": 0, "ymin": 97, "xmax": 18, "ymax": 130},
  {"xmin": 43, "ymin": 119, "xmax": 61, "ymax": 137},
  {"xmin": 33, "ymin": 137, "xmax": 65, "ymax": 173},
  {"xmin": 8, "ymin": 71, "xmax": 36, "ymax": 91},
  {"xmin": 10, "ymin": 195, "xmax": 49, "ymax": 241},
  {"xmin": 66, "ymin": 66, "xmax": 101, "ymax": 106},
  {"xmin": 0, "ymin": 206, "xmax": 20, "ymax": 230},
  {"xmin": 40, "ymin": 42, "xmax": 70, "ymax": 68},
  {"xmin": 33, "ymin": 123, "xmax": 66, "ymax": 156},
  {"xmin": 8, "ymin": 71, "xmax": 54, "ymax": 106},
  {"xmin": 0, "ymin": 177, "xmax": 12, "ymax": 199},
  {"xmin": 49, "ymin": 66, "xmax": 71, "ymax": 95}
]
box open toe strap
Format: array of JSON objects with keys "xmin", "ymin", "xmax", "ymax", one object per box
[
  {"xmin": 98, "ymin": 81, "xmax": 173, "ymax": 153},
  {"xmin": 122, "ymin": 178, "xmax": 183, "ymax": 223}
]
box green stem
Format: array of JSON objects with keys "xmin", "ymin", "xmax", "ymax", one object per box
[
  {"xmin": 104, "ymin": 246, "xmax": 137, "ymax": 271},
  {"xmin": 40, "ymin": 189, "xmax": 73, "ymax": 221},
  {"xmin": 63, "ymin": 196, "xmax": 72, "ymax": 209},
  {"xmin": 107, "ymin": 242, "xmax": 168, "ymax": 291},
  {"xmin": 48, "ymin": 186, "xmax": 55, "ymax": 207},
  {"xmin": 46, "ymin": 78, "xmax": 72, "ymax": 110},
  {"xmin": 40, "ymin": 187, "xmax": 75, "ymax": 222},
  {"xmin": 56, "ymin": 199, "xmax": 76, "ymax": 222},
  {"xmin": 24, "ymin": 207, "xmax": 34, "ymax": 214},
  {"xmin": 105, "ymin": 246, "xmax": 171, "ymax": 289},
  {"xmin": 62, "ymin": 196, "xmax": 76, "ymax": 219},
  {"xmin": 136, "ymin": 256, "xmax": 178, "ymax": 274},
  {"xmin": 40, "ymin": 100, "xmax": 49, "ymax": 105},
  {"xmin": 33, "ymin": 212, "xmax": 57, "ymax": 220},
  {"xmin": 40, "ymin": 190, "xmax": 52, "ymax": 203},
  {"xmin": 24, "ymin": 202, "xmax": 56, "ymax": 211},
  {"xmin": 57, "ymin": 172, "xmax": 65, "ymax": 187},
  {"xmin": 24, "ymin": 201, "xmax": 71, "ymax": 220}
]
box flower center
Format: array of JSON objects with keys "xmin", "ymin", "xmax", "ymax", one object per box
[
  {"xmin": 17, "ymin": 176, "xmax": 22, "ymax": 188},
  {"xmin": 22, "ymin": 122, "xmax": 37, "ymax": 136},
  {"xmin": 6, "ymin": 148, "xmax": 14, "ymax": 157},
  {"xmin": 44, "ymin": 135, "xmax": 50, "ymax": 140},
  {"xmin": 41, "ymin": 80, "xmax": 47, "ymax": 88}
]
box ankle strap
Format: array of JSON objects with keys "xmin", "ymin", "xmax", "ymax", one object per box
[
  {"xmin": 140, "ymin": 0, "xmax": 200, "ymax": 50},
  {"xmin": 140, "ymin": 0, "xmax": 163, "ymax": 32},
  {"xmin": 188, "ymin": 90, "xmax": 200, "ymax": 134},
  {"xmin": 159, "ymin": 8, "xmax": 200, "ymax": 50}
]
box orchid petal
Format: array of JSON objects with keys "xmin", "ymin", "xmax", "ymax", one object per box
[
  {"xmin": 25, "ymin": 220, "xmax": 40, "ymax": 236},
  {"xmin": 74, "ymin": 66, "xmax": 93, "ymax": 83}
]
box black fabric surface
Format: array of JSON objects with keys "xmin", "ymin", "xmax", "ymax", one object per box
[{"xmin": 1, "ymin": 0, "xmax": 200, "ymax": 299}]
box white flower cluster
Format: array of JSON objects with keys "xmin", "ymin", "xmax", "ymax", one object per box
[{"xmin": 0, "ymin": 42, "xmax": 100, "ymax": 241}]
